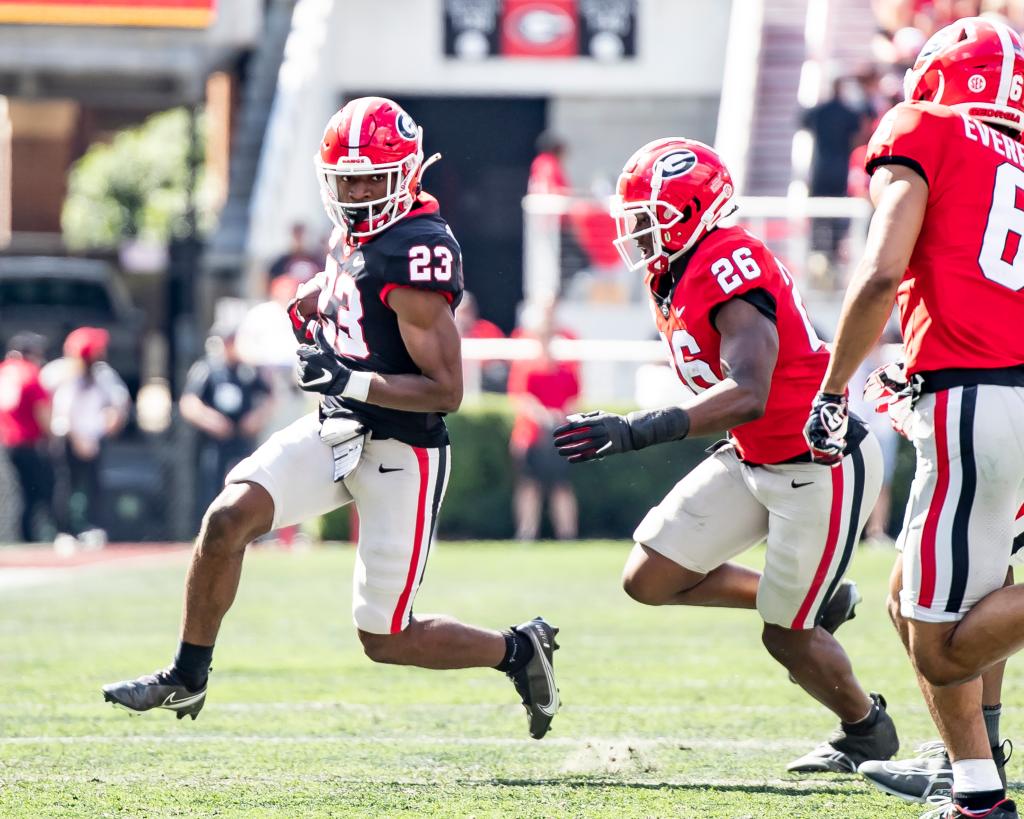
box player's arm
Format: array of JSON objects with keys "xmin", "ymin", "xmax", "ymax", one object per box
[
  {"xmin": 370, "ymin": 287, "xmax": 463, "ymax": 412},
  {"xmin": 681, "ymin": 298, "xmax": 778, "ymax": 436},
  {"xmin": 295, "ymin": 288, "xmax": 462, "ymax": 413},
  {"xmin": 804, "ymin": 163, "xmax": 927, "ymax": 463},
  {"xmin": 820, "ymin": 164, "xmax": 926, "ymax": 393},
  {"xmin": 552, "ymin": 298, "xmax": 778, "ymax": 462}
]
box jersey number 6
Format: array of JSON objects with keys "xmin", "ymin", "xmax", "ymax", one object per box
[
  {"xmin": 409, "ymin": 245, "xmax": 454, "ymax": 282},
  {"xmin": 979, "ymin": 163, "xmax": 1024, "ymax": 290}
]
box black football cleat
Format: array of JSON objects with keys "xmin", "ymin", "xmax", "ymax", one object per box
[
  {"xmin": 506, "ymin": 616, "xmax": 560, "ymax": 740},
  {"xmin": 787, "ymin": 693, "xmax": 899, "ymax": 773},
  {"xmin": 860, "ymin": 739, "xmax": 1012, "ymax": 803},
  {"xmin": 102, "ymin": 666, "xmax": 206, "ymax": 720},
  {"xmin": 818, "ymin": 579, "xmax": 862, "ymax": 635}
]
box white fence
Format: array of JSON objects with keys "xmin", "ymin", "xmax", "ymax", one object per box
[{"xmin": 522, "ymin": 191, "xmax": 873, "ymax": 304}]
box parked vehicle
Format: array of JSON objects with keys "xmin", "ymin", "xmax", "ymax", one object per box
[{"xmin": 0, "ymin": 256, "xmax": 145, "ymax": 393}]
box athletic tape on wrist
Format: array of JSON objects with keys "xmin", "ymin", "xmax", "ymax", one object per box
[
  {"xmin": 341, "ymin": 370, "xmax": 372, "ymax": 402},
  {"xmin": 625, "ymin": 407, "xmax": 691, "ymax": 450}
]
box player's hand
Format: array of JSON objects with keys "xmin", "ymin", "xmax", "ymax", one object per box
[
  {"xmin": 296, "ymin": 324, "xmax": 353, "ymax": 395},
  {"xmin": 286, "ymin": 298, "xmax": 314, "ymax": 343},
  {"xmin": 552, "ymin": 410, "xmax": 636, "ymax": 463},
  {"xmin": 804, "ymin": 392, "xmax": 849, "ymax": 465},
  {"xmin": 864, "ymin": 361, "xmax": 917, "ymax": 439}
]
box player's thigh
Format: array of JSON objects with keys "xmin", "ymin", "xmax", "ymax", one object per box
[
  {"xmin": 898, "ymin": 386, "xmax": 1024, "ymax": 624},
  {"xmin": 344, "ymin": 438, "xmax": 451, "ymax": 635},
  {"xmin": 225, "ymin": 412, "xmax": 353, "ymax": 530},
  {"xmin": 758, "ymin": 432, "xmax": 884, "ymax": 629},
  {"xmin": 632, "ymin": 446, "xmax": 768, "ymax": 576}
]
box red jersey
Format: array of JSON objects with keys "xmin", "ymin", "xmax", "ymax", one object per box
[
  {"xmin": 648, "ymin": 226, "xmax": 829, "ymax": 464},
  {"xmin": 0, "ymin": 358, "xmax": 48, "ymax": 447},
  {"xmin": 866, "ymin": 101, "xmax": 1024, "ymax": 375}
]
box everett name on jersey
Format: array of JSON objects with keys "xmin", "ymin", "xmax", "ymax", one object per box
[
  {"xmin": 313, "ymin": 194, "xmax": 464, "ymax": 447},
  {"xmin": 648, "ymin": 224, "xmax": 830, "ymax": 464},
  {"xmin": 866, "ymin": 100, "xmax": 1024, "ymax": 376}
]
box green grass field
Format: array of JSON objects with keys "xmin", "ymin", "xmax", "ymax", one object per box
[{"xmin": 1, "ymin": 541, "xmax": 1019, "ymax": 818}]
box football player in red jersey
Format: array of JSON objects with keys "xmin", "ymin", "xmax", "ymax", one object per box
[
  {"xmin": 553, "ymin": 138, "xmax": 899, "ymax": 773},
  {"xmin": 102, "ymin": 97, "xmax": 561, "ymax": 740},
  {"xmin": 805, "ymin": 17, "xmax": 1024, "ymax": 819}
]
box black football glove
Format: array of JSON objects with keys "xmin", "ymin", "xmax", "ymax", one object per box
[
  {"xmin": 552, "ymin": 411, "xmax": 636, "ymax": 463},
  {"xmin": 804, "ymin": 391, "xmax": 849, "ymax": 465},
  {"xmin": 296, "ymin": 324, "xmax": 353, "ymax": 395}
]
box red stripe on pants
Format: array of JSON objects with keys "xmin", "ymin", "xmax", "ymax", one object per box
[
  {"xmin": 390, "ymin": 447, "xmax": 430, "ymax": 634},
  {"xmin": 919, "ymin": 391, "xmax": 950, "ymax": 609},
  {"xmin": 791, "ymin": 463, "xmax": 845, "ymax": 629}
]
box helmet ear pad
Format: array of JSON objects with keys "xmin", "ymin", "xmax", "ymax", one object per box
[{"xmin": 658, "ymin": 195, "xmax": 702, "ymax": 252}]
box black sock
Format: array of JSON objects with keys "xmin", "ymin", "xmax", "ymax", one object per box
[
  {"xmin": 842, "ymin": 702, "xmax": 881, "ymax": 736},
  {"xmin": 173, "ymin": 641, "xmax": 213, "ymax": 691},
  {"xmin": 956, "ymin": 789, "xmax": 1006, "ymax": 812},
  {"xmin": 493, "ymin": 629, "xmax": 535, "ymax": 674},
  {"xmin": 984, "ymin": 703, "xmax": 1002, "ymax": 749}
]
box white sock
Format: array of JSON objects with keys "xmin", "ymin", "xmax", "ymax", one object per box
[{"xmin": 952, "ymin": 758, "xmax": 1003, "ymax": 794}]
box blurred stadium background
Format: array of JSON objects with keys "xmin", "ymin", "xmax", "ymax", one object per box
[
  {"xmin": 4, "ymin": 2, "xmax": 1024, "ymax": 818},
  {"xmin": 2, "ymin": 0, "xmax": 986, "ymax": 546}
]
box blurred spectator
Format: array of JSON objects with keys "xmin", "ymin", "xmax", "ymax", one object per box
[
  {"xmin": 0, "ymin": 332, "xmax": 54, "ymax": 542},
  {"xmin": 529, "ymin": 131, "xmax": 588, "ymax": 288},
  {"xmin": 181, "ymin": 322, "xmax": 273, "ymax": 524},
  {"xmin": 268, "ymin": 223, "xmax": 321, "ymax": 285},
  {"xmin": 528, "ymin": 131, "xmax": 570, "ymax": 195},
  {"xmin": 802, "ymin": 79, "xmax": 873, "ymax": 263},
  {"xmin": 508, "ymin": 303, "xmax": 580, "ymax": 541},
  {"xmin": 50, "ymin": 327, "xmax": 130, "ymax": 544},
  {"xmin": 236, "ymin": 275, "xmax": 312, "ymax": 432},
  {"xmin": 455, "ymin": 291, "xmax": 508, "ymax": 393}
]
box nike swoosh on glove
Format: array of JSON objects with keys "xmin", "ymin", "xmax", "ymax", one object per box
[
  {"xmin": 296, "ymin": 324, "xmax": 353, "ymax": 395},
  {"xmin": 804, "ymin": 391, "xmax": 849, "ymax": 465},
  {"xmin": 552, "ymin": 411, "xmax": 636, "ymax": 463}
]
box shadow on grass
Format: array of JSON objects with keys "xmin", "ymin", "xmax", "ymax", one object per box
[{"xmin": 381, "ymin": 778, "xmax": 861, "ymax": 797}]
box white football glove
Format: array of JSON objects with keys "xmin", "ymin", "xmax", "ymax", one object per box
[{"xmin": 863, "ymin": 361, "xmax": 917, "ymax": 439}]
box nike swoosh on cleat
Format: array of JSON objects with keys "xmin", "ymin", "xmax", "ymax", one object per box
[
  {"xmin": 161, "ymin": 690, "xmax": 205, "ymax": 708},
  {"xmin": 525, "ymin": 627, "xmax": 559, "ymax": 716},
  {"xmin": 791, "ymin": 480, "xmax": 814, "ymax": 489},
  {"xmin": 378, "ymin": 465, "xmax": 402, "ymax": 473}
]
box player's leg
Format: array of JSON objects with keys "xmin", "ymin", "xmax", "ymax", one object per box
[
  {"xmin": 549, "ymin": 483, "xmax": 578, "ymax": 540},
  {"xmin": 514, "ymin": 477, "xmax": 542, "ymax": 541},
  {"xmin": 756, "ymin": 434, "xmax": 898, "ymax": 772},
  {"xmin": 891, "ymin": 387, "xmax": 1024, "ymax": 814},
  {"xmin": 101, "ymin": 413, "xmax": 352, "ymax": 719},
  {"xmin": 861, "ymin": 559, "xmax": 1015, "ymax": 803},
  {"xmin": 622, "ymin": 544, "xmax": 761, "ymax": 608},
  {"xmin": 622, "ymin": 446, "xmax": 768, "ymax": 608},
  {"xmin": 345, "ymin": 438, "xmax": 559, "ymax": 738}
]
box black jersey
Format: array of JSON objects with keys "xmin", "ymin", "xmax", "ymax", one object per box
[{"xmin": 315, "ymin": 195, "xmax": 464, "ymax": 447}]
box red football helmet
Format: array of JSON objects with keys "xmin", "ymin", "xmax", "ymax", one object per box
[
  {"xmin": 904, "ymin": 16, "xmax": 1024, "ymax": 131},
  {"xmin": 612, "ymin": 138, "xmax": 735, "ymax": 273},
  {"xmin": 315, "ymin": 96, "xmax": 439, "ymax": 238}
]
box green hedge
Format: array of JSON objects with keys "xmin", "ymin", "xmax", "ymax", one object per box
[{"xmin": 322, "ymin": 398, "xmax": 917, "ymax": 541}]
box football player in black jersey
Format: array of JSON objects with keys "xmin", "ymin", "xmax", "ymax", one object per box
[{"xmin": 102, "ymin": 97, "xmax": 560, "ymax": 740}]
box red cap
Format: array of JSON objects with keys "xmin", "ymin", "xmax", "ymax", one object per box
[{"xmin": 64, "ymin": 327, "xmax": 109, "ymax": 363}]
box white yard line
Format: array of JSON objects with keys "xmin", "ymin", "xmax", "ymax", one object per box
[
  {"xmin": 0, "ymin": 701, "xmax": 835, "ymax": 715},
  {"xmin": 0, "ymin": 734, "xmax": 814, "ymax": 752}
]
